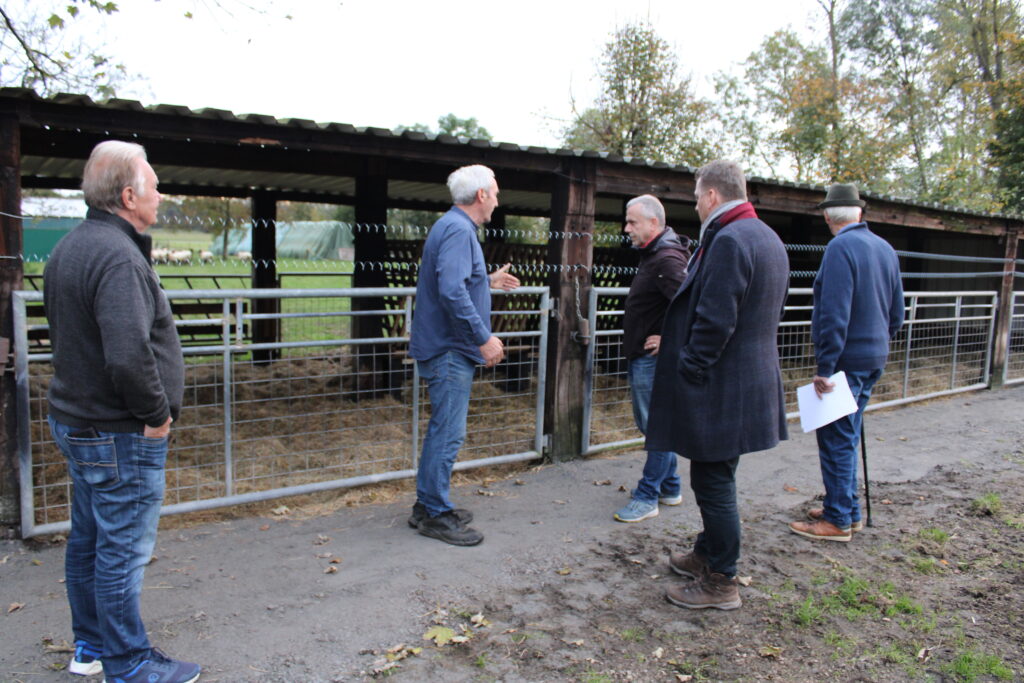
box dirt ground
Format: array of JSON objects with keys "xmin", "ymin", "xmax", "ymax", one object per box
[{"xmin": 2, "ymin": 385, "xmax": 1023, "ymax": 683}]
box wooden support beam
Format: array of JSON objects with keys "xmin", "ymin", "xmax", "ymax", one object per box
[
  {"xmin": 990, "ymin": 228, "xmax": 1021, "ymax": 387},
  {"xmin": 251, "ymin": 190, "xmax": 279, "ymax": 363},
  {"xmin": 353, "ymin": 159, "xmax": 389, "ymax": 341},
  {"xmin": 544, "ymin": 159, "xmax": 596, "ymax": 462},
  {"xmin": 0, "ymin": 114, "xmax": 22, "ymax": 535}
]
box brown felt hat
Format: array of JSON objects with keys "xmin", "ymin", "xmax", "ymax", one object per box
[{"xmin": 817, "ymin": 183, "xmax": 866, "ymax": 209}]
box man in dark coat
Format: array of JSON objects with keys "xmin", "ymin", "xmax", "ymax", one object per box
[
  {"xmin": 789, "ymin": 184, "xmax": 903, "ymax": 542},
  {"xmin": 647, "ymin": 159, "xmax": 790, "ymax": 610},
  {"xmin": 614, "ymin": 194, "xmax": 690, "ymax": 523}
]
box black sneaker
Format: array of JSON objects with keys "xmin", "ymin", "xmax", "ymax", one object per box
[
  {"xmin": 407, "ymin": 502, "xmax": 473, "ymax": 529},
  {"xmin": 104, "ymin": 648, "xmax": 200, "ymax": 683},
  {"xmin": 417, "ymin": 510, "xmax": 484, "ymax": 546}
]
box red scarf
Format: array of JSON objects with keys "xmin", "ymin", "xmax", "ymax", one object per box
[{"xmin": 717, "ymin": 202, "xmax": 758, "ymax": 227}]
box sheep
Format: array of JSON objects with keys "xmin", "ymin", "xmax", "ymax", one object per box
[
  {"xmin": 168, "ymin": 249, "xmax": 193, "ymax": 264},
  {"xmin": 235, "ymin": 250, "xmax": 252, "ymax": 261},
  {"xmin": 199, "ymin": 250, "xmax": 214, "ymax": 263}
]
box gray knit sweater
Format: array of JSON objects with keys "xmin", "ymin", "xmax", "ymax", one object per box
[{"xmin": 45, "ymin": 208, "xmax": 184, "ymax": 432}]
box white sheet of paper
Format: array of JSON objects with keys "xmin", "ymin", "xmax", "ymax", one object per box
[{"xmin": 797, "ymin": 371, "xmax": 859, "ymax": 433}]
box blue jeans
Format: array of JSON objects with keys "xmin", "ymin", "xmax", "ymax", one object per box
[
  {"xmin": 48, "ymin": 416, "xmax": 167, "ymax": 677},
  {"xmin": 629, "ymin": 354, "xmax": 681, "ymax": 504},
  {"xmin": 815, "ymin": 368, "xmax": 883, "ymax": 529},
  {"xmin": 691, "ymin": 457, "xmax": 740, "ymax": 577},
  {"xmin": 416, "ymin": 352, "xmax": 476, "ymax": 518}
]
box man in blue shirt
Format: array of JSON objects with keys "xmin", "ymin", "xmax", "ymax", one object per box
[
  {"xmin": 408, "ymin": 165, "xmax": 519, "ymax": 545},
  {"xmin": 790, "ymin": 183, "xmax": 904, "ymax": 542}
]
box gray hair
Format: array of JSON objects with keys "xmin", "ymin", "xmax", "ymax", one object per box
[
  {"xmin": 695, "ymin": 159, "xmax": 747, "ymax": 202},
  {"xmin": 447, "ymin": 164, "xmax": 496, "ymax": 205},
  {"xmin": 824, "ymin": 206, "xmax": 862, "ymax": 226},
  {"xmin": 626, "ymin": 194, "xmax": 666, "ymax": 228},
  {"xmin": 81, "ymin": 140, "xmax": 148, "ymax": 212}
]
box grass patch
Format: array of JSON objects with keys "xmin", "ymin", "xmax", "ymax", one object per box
[
  {"xmin": 672, "ymin": 659, "xmax": 716, "ymax": 681},
  {"xmin": 911, "ymin": 557, "xmax": 943, "ymax": 575},
  {"xmin": 942, "ymin": 650, "xmax": 1014, "ymax": 682},
  {"xmin": 919, "ymin": 527, "xmax": 949, "ymax": 544},
  {"xmin": 474, "ymin": 653, "xmax": 489, "ymax": 669},
  {"xmin": 581, "ymin": 671, "xmax": 613, "ymax": 683},
  {"xmin": 620, "ymin": 627, "xmax": 646, "ymax": 643},
  {"xmin": 885, "ymin": 595, "xmax": 923, "ymax": 616},
  {"xmin": 793, "ymin": 596, "xmax": 824, "ymax": 626},
  {"xmin": 970, "ymin": 493, "xmax": 1003, "ymax": 516}
]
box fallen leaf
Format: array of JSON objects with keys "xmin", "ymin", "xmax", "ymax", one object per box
[
  {"xmin": 259, "ymin": 524, "xmax": 270, "ymax": 531},
  {"xmin": 0, "ymin": 554, "xmax": 9, "ymax": 564},
  {"xmin": 423, "ymin": 626, "xmax": 456, "ymax": 646},
  {"xmin": 470, "ymin": 613, "xmax": 491, "ymax": 627},
  {"xmin": 783, "ymin": 485, "xmax": 798, "ymax": 492},
  {"xmin": 450, "ymin": 635, "xmax": 470, "ymax": 644},
  {"xmin": 737, "ymin": 576, "xmax": 753, "ymax": 586},
  {"xmin": 514, "ymin": 479, "xmax": 525, "ymax": 485},
  {"xmin": 556, "ymin": 567, "xmax": 572, "ymax": 575},
  {"xmin": 8, "ymin": 602, "xmax": 24, "ymax": 613},
  {"xmin": 476, "ymin": 489, "xmax": 496, "ymax": 497},
  {"xmin": 899, "ymin": 436, "xmax": 908, "ymax": 441},
  {"xmin": 329, "ymin": 558, "xmax": 342, "ymax": 564},
  {"xmin": 271, "ymin": 505, "xmax": 290, "ymax": 516},
  {"xmin": 31, "ymin": 559, "xmax": 42, "ymax": 566},
  {"xmin": 565, "ymin": 639, "xmax": 584, "ymax": 647},
  {"xmin": 628, "ymin": 558, "xmax": 645, "ymax": 565},
  {"xmin": 323, "ymin": 566, "xmax": 338, "ymax": 574},
  {"xmin": 676, "ymin": 675, "xmax": 693, "ymax": 682},
  {"xmin": 315, "ymin": 552, "xmax": 332, "ymax": 559},
  {"xmin": 313, "ymin": 534, "xmax": 330, "ymax": 545},
  {"xmin": 881, "ymin": 499, "xmax": 893, "ymax": 505},
  {"xmin": 593, "ymin": 479, "xmax": 611, "ymax": 486},
  {"xmin": 42, "ymin": 639, "xmax": 73, "ymax": 653},
  {"xmin": 917, "ymin": 647, "xmax": 932, "ymax": 663},
  {"xmin": 553, "ymin": 499, "xmax": 567, "ymax": 505},
  {"xmin": 758, "ymin": 645, "xmax": 782, "ymax": 659},
  {"xmin": 618, "ymin": 485, "xmax": 628, "ymax": 492},
  {"xmin": 652, "ymin": 647, "xmax": 664, "ymax": 659}
]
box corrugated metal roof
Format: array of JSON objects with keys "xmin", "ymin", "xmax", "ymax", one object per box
[{"xmin": 3, "ymin": 87, "xmax": 1021, "ymax": 221}]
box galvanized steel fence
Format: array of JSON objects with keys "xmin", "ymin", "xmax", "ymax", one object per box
[
  {"xmin": 1006, "ymin": 291, "xmax": 1024, "ymax": 385},
  {"xmin": 582, "ymin": 288, "xmax": 998, "ymax": 455},
  {"xmin": 14, "ymin": 287, "xmax": 550, "ymax": 537}
]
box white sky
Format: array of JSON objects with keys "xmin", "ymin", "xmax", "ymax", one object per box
[{"xmin": 75, "ymin": 0, "xmax": 823, "ymax": 148}]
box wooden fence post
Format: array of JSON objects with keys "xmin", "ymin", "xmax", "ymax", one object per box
[
  {"xmin": 251, "ymin": 190, "xmax": 279, "ymax": 363},
  {"xmin": 991, "ymin": 227, "xmax": 1021, "ymax": 387},
  {"xmin": 0, "ymin": 114, "xmax": 22, "ymax": 536},
  {"xmin": 545, "ymin": 158, "xmax": 596, "ymax": 461}
]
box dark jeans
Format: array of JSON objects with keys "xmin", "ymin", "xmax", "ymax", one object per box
[
  {"xmin": 48, "ymin": 415, "xmax": 167, "ymax": 677},
  {"xmin": 690, "ymin": 457, "xmax": 740, "ymax": 577},
  {"xmin": 816, "ymin": 368, "xmax": 882, "ymax": 529}
]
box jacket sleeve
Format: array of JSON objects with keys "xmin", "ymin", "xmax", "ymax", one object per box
[
  {"xmin": 654, "ymin": 250, "xmax": 688, "ymax": 300},
  {"xmin": 678, "ymin": 233, "xmax": 748, "ymax": 383},
  {"xmin": 888, "ymin": 254, "xmax": 905, "ymax": 339},
  {"xmin": 436, "ymin": 227, "xmax": 491, "ymax": 346},
  {"xmin": 813, "ymin": 244, "xmax": 854, "ymax": 377},
  {"xmin": 92, "ymin": 262, "xmax": 171, "ymax": 427}
]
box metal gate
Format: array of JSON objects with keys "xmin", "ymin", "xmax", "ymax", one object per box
[
  {"xmin": 14, "ymin": 286, "xmax": 550, "ymax": 537},
  {"xmin": 583, "ymin": 287, "xmax": 998, "ymax": 455}
]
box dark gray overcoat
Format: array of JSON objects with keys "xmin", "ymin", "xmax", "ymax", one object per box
[{"xmin": 645, "ymin": 211, "xmax": 790, "ymax": 462}]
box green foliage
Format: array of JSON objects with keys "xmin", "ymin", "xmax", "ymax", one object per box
[
  {"xmin": 401, "ymin": 113, "xmax": 492, "ymax": 140},
  {"xmin": 971, "ymin": 492, "xmax": 1003, "ymax": 516},
  {"xmin": 619, "ymin": 627, "xmax": 645, "ymax": 643},
  {"xmin": 919, "ymin": 527, "xmax": 950, "ymax": 544},
  {"xmin": 942, "ymin": 650, "xmax": 1014, "ymax": 682},
  {"xmin": 911, "ymin": 557, "xmax": 942, "ymax": 575},
  {"xmin": 793, "ymin": 596, "xmax": 824, "ymax": 626},
  {"xmin": 563, "ymin": 20, "xmax": 719, "ymax": 166}
]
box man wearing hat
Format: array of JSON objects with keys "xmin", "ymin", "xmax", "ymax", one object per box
[{"xmin": 790, "ymin": 183, "xmax": 904, "ymax": 542}]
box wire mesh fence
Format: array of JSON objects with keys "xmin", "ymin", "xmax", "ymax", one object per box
[
  {"xmin": 583, "ymin": 288, "xmax": 998, "ymax": 455},
  {"xmin": 1006, "ymin": 292, "xmax": 1024, "ymax": 385},
  {"xmin": 14, "ymin": 287, "xmax": 549, "ymax": 537}
]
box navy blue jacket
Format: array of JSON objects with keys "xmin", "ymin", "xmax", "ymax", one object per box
[
  {"xmin": 812, "ymin": 222, "xmax": 904, "ymax": 376},
  {"xmin": 410, "ymin": 206, "xmax": 491, "ymax": 364}
]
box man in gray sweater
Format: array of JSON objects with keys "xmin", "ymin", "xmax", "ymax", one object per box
[{"xmin": 45, "ymin": 141, "xmax": 199, "ymax": 683}]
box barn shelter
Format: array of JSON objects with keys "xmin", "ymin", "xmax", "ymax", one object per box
[{"xmin": 1, "ymin": 88, "xmax": 1022, "ymax": 536}]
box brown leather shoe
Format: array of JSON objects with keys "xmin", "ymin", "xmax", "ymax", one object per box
[
  {"xmin": 789, "ymin": 519, "xmax": 852, "ymax": 542},
  {"xmin": 666, "ymin": 572, "xmax": 742, "ymax": 610},
  {"xmin": 808, "ymin": 508, "xmax": 864, "ymax": 532},
  {"xmin": 668, "ymin": 551, "xmax": 710, "ymax": 580}
]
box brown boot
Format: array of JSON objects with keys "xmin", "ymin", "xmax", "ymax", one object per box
[
  {"xmin": 807, "ymin": 508, "xmax": 863, "ymax": 532},
  {"xmin": 789, "ymin": 519, "xmax": 852, "ymax": 542},
  {"xmin": 666, "ymin": 572, "xmax": 742, "ymax": 610},
  {"xmin": 668, "ymin": 550, "xmax": 709, "ymax": 580}
]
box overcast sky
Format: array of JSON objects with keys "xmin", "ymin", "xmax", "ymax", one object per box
[{"xmin": 71, "ymin": 0, "xmax": 826, "ymax": 149}]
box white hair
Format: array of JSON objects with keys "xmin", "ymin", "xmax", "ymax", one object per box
[
  {"xmin": 447, "ymin": 165, "xmax": 495, "ymax": 205},
  {"xmin": 824, "ymin": 206, "xmax": 862, "ymax": 226},
  {"xmin": 81, "ymin": 140, "xmax": 148, "ymax": 212},
  {"xmin": 626, "ymin": 194, "xmax": 666, "ymax": 228}
]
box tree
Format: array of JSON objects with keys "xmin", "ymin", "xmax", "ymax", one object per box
[
  {"xmin": 563, "ymin": 21, "xmax": 718, "ymax": 166},
  {"xmin": 0, "ymin": 0, "xmax": 126, "ymax": 96},
  {"xmin": 401, "ymin": 113, "xmax": 492, "ymax": 140},
  {"xmin": 990, "ymin": 34, "xmax": 1024, "ymax": 213}
]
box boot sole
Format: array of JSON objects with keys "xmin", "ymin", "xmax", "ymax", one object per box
[
  {"xmin": 417, "ymin": 527, "xmax": 483, "ymax": 546},
  {"xmin": 665, "ymin": 593, "xmax": 742, "ymax": 610},
  {"xmin": 789, "ymin": 526, "xmax": 851, "ymax": 542},
  {"xmin": 669, "ymin": 564, "xmax": 704, "ymax": 580},
  {"xmin": 807, "ymin": 510, "xmax": 863, "ymax": 532},
  {"xmin": 614, "ymin": 508, "xmax": 659, "ymax": 523},
  {"xmin": 69, "ymin": 660, "xmax": 103, "ymax": 676}
]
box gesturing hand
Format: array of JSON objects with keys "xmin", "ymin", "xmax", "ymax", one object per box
[
  {"xmin": 479, "ymin": 335, "xmax": 504, "ymax": 368},
  {"xmin": 489, "ymin": 263, "xmax": 520, "ymax": 291}
]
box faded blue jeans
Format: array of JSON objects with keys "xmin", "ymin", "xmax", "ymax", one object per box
[
  {"xmin": 48, "ymin": 415, "xmax": 167, "ymax": 677},
  {"xmin": 629, "ymin": 354, "xmax": 681, "ymax": 504},
  {"xmin": 815, "ymin": 368, "xmax": 883, "ymax": 530},
  {"xmin": 416, "ymin": 351, "xmax": 476, "ymax": 518}
]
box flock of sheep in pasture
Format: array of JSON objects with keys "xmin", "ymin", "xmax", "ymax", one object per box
[{"xmin": 150, "ymin": 248, "xmax": 252, "ymax": 263}]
